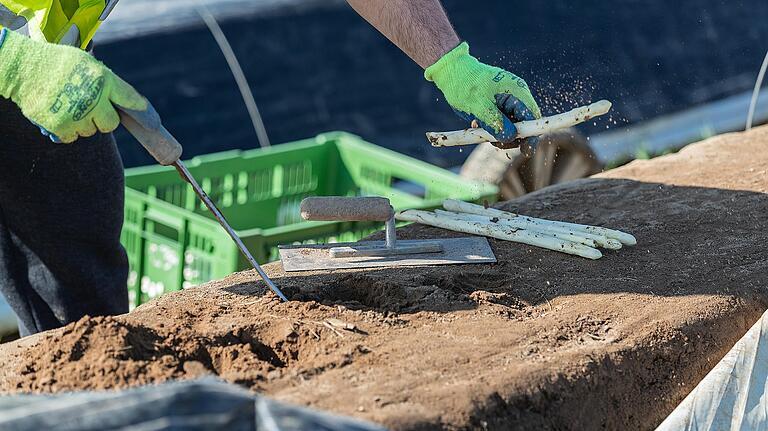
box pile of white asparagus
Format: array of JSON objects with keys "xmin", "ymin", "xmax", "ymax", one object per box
[{"xmin": 396, "ymin": 199, "xmax": 636, "ymax": 260}]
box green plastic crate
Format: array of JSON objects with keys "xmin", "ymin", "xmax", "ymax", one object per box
[{"xmin": 121, "ymin": 132, "xmax": 498, "ymax": 308}]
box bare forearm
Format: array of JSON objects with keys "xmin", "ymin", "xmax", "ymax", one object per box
[{"xmin": 346, "ymin": 0, "xmax": 460, "ymax": 69}]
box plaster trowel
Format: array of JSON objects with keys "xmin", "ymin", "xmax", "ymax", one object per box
[{"xmin": 278, "ymin": 196, "xmax": 496, "ymax": 271}]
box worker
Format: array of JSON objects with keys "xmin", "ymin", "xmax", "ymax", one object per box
[{"xmin": 0, "ymin": 0, "xmax": 541, "ymax": 335}]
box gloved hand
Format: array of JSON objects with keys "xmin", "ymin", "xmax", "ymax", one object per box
[
  {"xmin": 425, "ymin": 42, "xmax": 542, "ymax": 152},
  {"xmin": 0, "ymin": 28, "xmax": 146, "ymax": 143}
]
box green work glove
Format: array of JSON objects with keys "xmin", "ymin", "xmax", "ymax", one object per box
[
  {"xmin": 0, "ymin": 28, "xmax": 146, "ymax": 143},
  {"xmin": 425, "ymin": 42, "xmax": 542, "ymax": 150}
]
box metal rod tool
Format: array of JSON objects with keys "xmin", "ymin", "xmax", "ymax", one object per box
[{"xmin": 118, "ymin": 104, "xmax": 288, "ymax": 302}]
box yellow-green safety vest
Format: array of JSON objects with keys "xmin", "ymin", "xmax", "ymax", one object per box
[{"xmin": 0, "ymin": 0, "xmax": 112, "ymax": 49}]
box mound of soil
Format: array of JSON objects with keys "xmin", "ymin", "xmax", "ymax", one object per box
[{"xmin": 2, "ymin": 126, "xmax": 768, "ymax": 430}]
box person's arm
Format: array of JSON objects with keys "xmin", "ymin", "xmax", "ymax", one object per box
[
  {"xmin": 346, "ymin": 0, "xmax": 542, "ymax": 151},
  {"xmin": 345, "ymin": 0, "xmax": 459, "ymax": 69}
]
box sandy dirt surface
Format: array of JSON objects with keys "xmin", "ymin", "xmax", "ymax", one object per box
[{"xmin": 1, "ymin": 126, "xmax": 768, "ymax": 430}]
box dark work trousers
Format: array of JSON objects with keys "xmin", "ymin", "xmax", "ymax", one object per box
[{"xmin": 0, "ymin": 97, "xmax": 129, "ymax": 336}]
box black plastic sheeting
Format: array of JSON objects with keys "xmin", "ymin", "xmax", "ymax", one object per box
[
  {"xmin": 0, "ymin": 378, "xmax": 385, "ymax": 431},
  {"xmin": 96, "ymin": 0, "xmax": 768, "ymax": 168}
]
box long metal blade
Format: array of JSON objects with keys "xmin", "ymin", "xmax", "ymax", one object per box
[
  {"xmin": 173, "ymin": 161, "xmax": 288, "ymax": 301},
  {"xmin": 279, "ymin": 237, "xmax": 496, "ymax": 272}
]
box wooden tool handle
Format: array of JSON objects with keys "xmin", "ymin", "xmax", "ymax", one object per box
[
  {"xmin": 300, "ymin": 197, "xmax": 393, "ymax": 222},
  {"xmin": 426, "ymin": 100, "xmax": 613, "ymax": 147},
  {"xmin": 119, "ymin": 103, "xmax": 183, "ymax": 166}
]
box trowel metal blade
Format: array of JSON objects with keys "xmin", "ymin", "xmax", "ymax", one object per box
[{"xmin": 279, "ymin": 237, "xmax": 496, "ymax": 272}]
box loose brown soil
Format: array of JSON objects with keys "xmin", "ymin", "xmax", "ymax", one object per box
[{"xmin": 2, "ymin": 126, "xmax": 768, "ymax": 430}]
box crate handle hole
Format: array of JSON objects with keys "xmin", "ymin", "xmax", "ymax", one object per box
[
  {"xmin": 391, "ymin": 177, "xmax": 426, "ymax": 198},
  {"xmin": 148, "ymin": 221, "xmax": 180, "ymax": 242}
]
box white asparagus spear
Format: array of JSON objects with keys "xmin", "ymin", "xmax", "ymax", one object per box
[
  {"xmin": 396, "ymin": 209, "xmax": 602, "ymax": 260},
  {"xmin": 444, "ymin": 199, "xmax": 635, "ymax": 246},
  {"xmin": 433, "ymin": 209, "xmax": 600, "ymax": 248},
  {"xmin": 443, "ymin": 199, "xmax": 637, "ymax": 246},
  {"xmin": 432, "ymin": 209, "xmax": 624, "ymax": 250},
  {"xmin": 435, "ymin": 209, "xmax": 623, "ymax": 250},
  {"xmin": 426, "ymin": 100, "xmax": 613, "ymax": 147}
]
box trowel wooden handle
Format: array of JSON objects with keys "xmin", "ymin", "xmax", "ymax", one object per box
[
  {"xmin": 118, "ymin": 103, "xmax": 183, "ymax": 166},
  {"xmin": 300, "ymin": 197, "xmax": 394, "ymax": 222}
]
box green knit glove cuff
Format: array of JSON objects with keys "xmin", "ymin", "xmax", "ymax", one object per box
[
  {"xmin": 0, "ymin": 28, "xmax": 24, "ymax": 98},
  {"xmin": 424, "ymin": 41, "xmax": 472, "ymax": 83}
]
